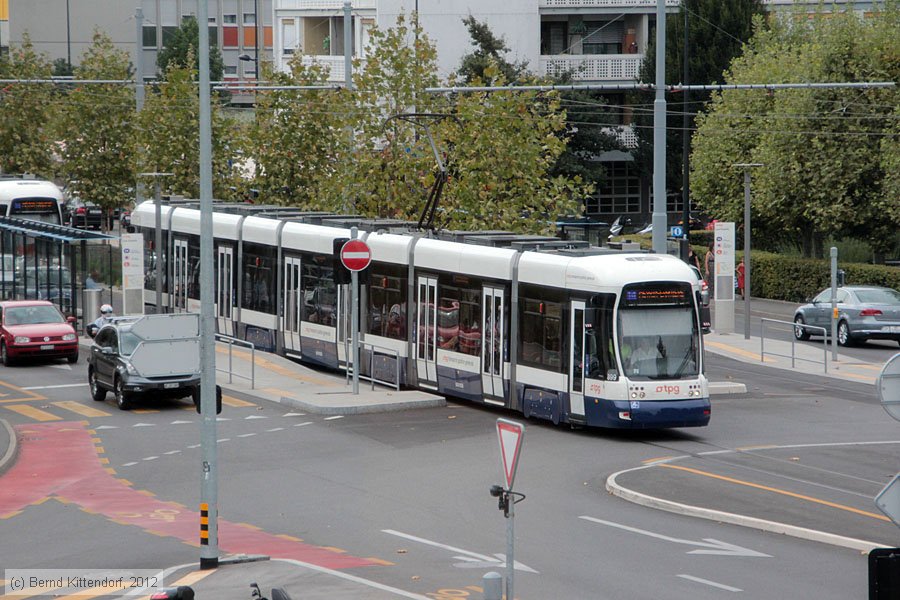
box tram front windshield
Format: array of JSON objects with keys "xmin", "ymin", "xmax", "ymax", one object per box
[{"xmin": 618, "ymin": 285, "xmax": 699, "ymax": 380}]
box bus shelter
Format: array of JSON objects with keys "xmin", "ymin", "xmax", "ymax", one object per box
[{"xmin": 0, "ymin": 217, "xmax": 117, "ymax": 329}]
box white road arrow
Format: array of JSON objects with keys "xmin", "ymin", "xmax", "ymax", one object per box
[
  {"xmin": 579, "ymin": 516, "xmax": 771, "ymax": 557},
  {"xmin": 382, "ymin": 529, "xmax": 539, "ymax": 573}
]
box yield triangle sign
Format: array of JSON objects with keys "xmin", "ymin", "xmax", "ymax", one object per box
[{"xmin": 496, "ymin": 418, "xmax": 525, "ymax": 490}]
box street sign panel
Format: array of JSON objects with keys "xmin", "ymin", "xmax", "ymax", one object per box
[
  {"xmin": 670, "ymin": 225, "xmax": 683, "ymax": 238},
  {"xmin": 875, "ymin": 473, "xmax": 900, "ymax": 528},
  {"xmin": 340, "ymin": 239, "xmax": 372, "ymax": 272},
  {"xmin": 496, "ymin": 418, "xmax": 525, "ymax": 490},
  {"xmin": 878, "ymin": 353, "xmax": 900, "ymax": 422}
]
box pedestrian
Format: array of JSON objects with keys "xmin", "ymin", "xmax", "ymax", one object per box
[
  {"xmin": 89, "ymin": 303, "xmax": 115, "ymax": 337},
  {"xmin": 737, "ymin": 259, "xmax": 745, "ymax": 299},
  {"xmin": 687, "ymin": 246, "xmax": 701, "ymax": 272},
  {"xmin": 704, "ymin": 243, "xmax": 715, "ymax": 298},
  {"xmin": 85, "ymin": 270, "xmax": 101, "ymax": 290}
]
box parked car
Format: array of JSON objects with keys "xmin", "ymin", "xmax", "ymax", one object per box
[
  {"xmin": 793, "ymin": 286, "xmax": 900, "ymax": 347},
  {"xmin": 67, "ymin": 198, "xmax": 103, "ymax": 230},
  {"xmin": 87, "ymin": 314, "xmax": 202, "ymax": 410},
  {"xmin": 688, "ymin": 265, "xmax": 711, "ymax": 334},
  {"xmin": 17, "ymin": 265, "xmax": 74, "ymax": 314},
  {"xmin": 0, "ymin": 300, "xmax": 79, "ymax": 365}
]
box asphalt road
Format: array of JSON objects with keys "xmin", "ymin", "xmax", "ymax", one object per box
[{"xmin": 0, "ymin": 344, "xmax": 895, "ymax": 599}]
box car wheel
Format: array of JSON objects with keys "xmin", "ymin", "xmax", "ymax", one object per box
[
  {"xmin": 115, "ymin": 376, "xmax": 131, "ymax": 410},
  {"xmin": 837, "ymin": 320, "xmax": 854, "ymax": 347},
  {"xmin": 89, "ymin": 369, "xmax": 106, "ymax": 402},
  {"xmin": 793, "ymin": 315, "xmax": 810, "ymax": 341},
  {"xmin": 67, "ymin": 351, "xmax": 79, "ymax": 364},
  {"xmin": 1, "ymin": 341, "xmax": 13, "ymax": 366}
]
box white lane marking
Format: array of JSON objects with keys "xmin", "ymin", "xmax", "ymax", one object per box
[
  {"xmin": 187, "ymin": 444, "xmax": 201, "ymax": 448},
  {"xmin": 122, "ymin": 462, "xmax": 138, "ymax": 466},
  {"xmin": 94, "ymin": 425, "xmax": 117, "ymax": 430},
  {"xmin": 323, "ymin": 416, "xmax": 344, "ymax": 421},
  {"xmin": 237, "ymin": 433, "xmax": 257, "ymax": 438},
  {"xmin": 216, "ymin": 417, "xmax": 230, "ymax": 421},
  {"xmin": 245, "ymin": 415, "xmax": 268, "ymax": 420},
  {"xmin": 382, "ymin": 529, "xmax": 538, "ymax": 573},
  {"xmin": 217, "ymin": 438, "xmax": 230, "ymax": 443},
  {"xmin": 133, "ymin": 423, "xmax": 155, "ymax": 427},
  {"xmin": 293, "ymin": 422, "xmax": 313, "ymax": 427},
  {"xmin": 143, "ymin": 456, "xmax": 158, "ymax": 461},
  {"xmin": 678, "ymin": 574, "xmax": 742, "ymax": 592},
  {"xmin": 277, "ymin": 558, "xmax": 429, "ymax": 599},
  {"xmin": 48, "ymin": 364, "xmax": 73, "ymax": 371},
  {"xmin": 579, "ymin": 516, "xmax": 770, "ymax": 557},
  {"xmin": 171, "ymin": 420, "xmax": 193, "ymax": 425},
  {"xmin": 266, "ymin": 428, "xmax": 284, "ymax": 432},
  {"xmin": 284, "ymin": 412, "xmax": 306, "ymax": 417},
  {"xmin": 164, "ymin": 450, "xmax": 181, "ymax": 455},
  {"xmin": 22, "ymin": 383, "xmax": 84, "ymax": 390}
]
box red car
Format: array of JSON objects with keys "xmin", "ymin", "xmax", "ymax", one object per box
[{"xmin": 0, "ymin": 300, "xmax": 79, "ymax": 366}]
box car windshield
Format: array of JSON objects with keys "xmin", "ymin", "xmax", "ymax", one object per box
[
  {"xmin": 118, "ymin": 329, "xmax": 141, "ymax": 355},
  {"xmin": 5, "ymin": 305, "xmax": 65, "ymax": 325},
  {"xmin": 855, "ymin": 289, "xmax": 900, "ymax": 305}
]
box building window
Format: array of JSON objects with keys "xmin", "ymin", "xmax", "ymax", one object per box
[
  {"xmin": 583, "ymin": 21, "xmax": 624, "ymax": 55},
  {"xmin": 209, "ymin": 26, "xmax": 218, "ymax": 47},
  {"xmin": 223, "ymin": 13, "xmax": 237, "ymax": 24},
  {"xmin": 223, "ymin": 25, "xmax": 238, "ymax": 47},
  {"xmin": 142, "ymin": 25, "xmax": 158, "ymax": 48},
  {"xmin": 224, "ymin": 65, "xmax": 237, "ymax": 76},
  {"xmin": 590, "ymin": 162, "xmax": 640, "ymax": 215},
  {"xmin": 161, "ymin": 26, "xmax": 178, "ymax": 47},
  {"xmin": 540, "ymin": 22, "xmax": 568, "ymax": 55},
  {"xmin": 243, "ymin": 13, "xmax": 256, "ymax": 25},
  {"xmin": 667, "ymin": 192, "xmax": 684, "ymax": 214}
]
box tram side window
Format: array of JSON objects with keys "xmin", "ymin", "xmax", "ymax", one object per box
[
  {"xmin": 186, "ymin": 236, "xmax": 201, "ymax": 299},
  {"xmin": 241, "ymin": 243, "xmax": 276, "ymax": 314},
  {"xmin": 520, "ymin": 293, "xmax": 564, "ymax": 372},
  {"xmin": 300, "ymin": 256, "xmax": 336, "ymax": 326},
  {"xmin": 587, "ymin": 293, "xmax": 617, "ymax": 380},
  {"xmin": 438, "ymin": 280, "xmax": 481, "ymax": 355},
  {"xmin": 367, "ymin": 265, "xmax": 406, "ymax": 340}
]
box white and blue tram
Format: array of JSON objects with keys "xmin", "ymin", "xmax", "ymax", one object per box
[{"xmin": 132, "ymin": 201, "xmax": 710, "ymax": 429}]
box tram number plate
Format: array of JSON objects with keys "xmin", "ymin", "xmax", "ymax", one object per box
[
  {"xmin": 40, "ymin": 344, "xmax": 54, "ymax": 350},
  {"xmin": 164, "ymin": 383, "xmax": 180, "ymax": 389}
]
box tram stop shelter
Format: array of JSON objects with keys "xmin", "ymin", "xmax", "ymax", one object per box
[{"xmin": 0, "ymin": 217, "xmax": 117, "ymax": 330}]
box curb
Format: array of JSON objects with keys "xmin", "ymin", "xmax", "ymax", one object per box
[
  {"xmin": 605, "ymin": 464, "xmax": 884, "ymax": 553},
  {"xmin": 274, "ymin": 393, "xmax": 447, "ymax": 416},
  {"xmin": 0, "ymin": 418, "xmax": 18, "ymax": 476},
  {"xmin": 709, "ymin": 381, "xmax": 747, "ymax": 395}
]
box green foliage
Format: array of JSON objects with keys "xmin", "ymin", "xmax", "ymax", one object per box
[
  {"xmin": 456, "ymin": 15, "xmax": 530, "ymax": 85},
  {"xmin": 246, "ymin": 57, "xmax": 344, "ymax": 206},
  {"xmin": 156, "ymin": 16, "xmax": 225, "ymax": 83},
  {"xmin": 0, "ymin": 34, "xmax": 57, "ymax": 176},
  {"xmin": 52, "ymin": 58, "xmax": 74, "ymax": 77},
  {"xmin": 136, "ymin": 53, "xmax": 244, "ymax": 201},
  {"xmin": 54, "ymin": 32, "xmax": 136, "ymax": 226},
  {"xmin": 691, "ymin": 6, "xmax": 900, "ymax": 258}
]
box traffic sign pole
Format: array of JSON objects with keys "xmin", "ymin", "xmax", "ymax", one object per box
[
  {"xmin": 495, "ymin": 418, "xmax": 525, "ymax": 600},
  {"xmin": 350, "ymin": 228, "xmax": 360, "ymax": 395}
]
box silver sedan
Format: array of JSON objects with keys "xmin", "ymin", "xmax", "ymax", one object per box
[{"xmin": 793, "ymin": 286, "xmax": 900, "ymax": 346}]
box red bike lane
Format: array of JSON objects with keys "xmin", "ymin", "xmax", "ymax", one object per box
[{"xmin": 0, "ymin": 421, "xmax": 380, "ymax": 570}]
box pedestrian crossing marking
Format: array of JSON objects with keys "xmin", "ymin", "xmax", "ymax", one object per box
[
  {"xmin": 5, "ymin": 404, "xmax": 61, "ymax": 422},
  {"xmin": 52, "ymin": 401, "xmax": 111, "ymax": 418},
  {"xmin": 222, "ymin": 395, "xmax": 255, "ymax": 407}
]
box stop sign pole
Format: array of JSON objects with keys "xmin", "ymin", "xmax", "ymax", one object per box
[{"xmin": 341, "ymin": 230, "xmax": 371, "ymax": 394}]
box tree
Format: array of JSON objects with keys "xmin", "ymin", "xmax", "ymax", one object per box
[
  {"xmin": 634, "ymin": 0, "xmax": 764, "ymax": 198},
  {"xmin": 52, "ymin": 58, "xmax": 73, "ymax": 77},
  {"xmin": 246, "ymin": 56, "xmax": 344, "ymax": 206},
  {"xmin": 0, "ymin": 34, "xmax": 57, "ymax": 176},
  {"xmin": 156, "ymin": 16, "xmax": 224, "ymax": 83},
  {"xmin": 136, "ymin": 53, "xmax": 244, "ymax": 201},
  {"xmin": 456, "ymin": 15, "xmax": 529, "ymax": 85},
  {"xmin": 55, "ymin": 31, "xmax": 135, "ymax": 229},
  {"xmin": 691, "ymin": 6, "xmax": 900, "ymax": 258}
]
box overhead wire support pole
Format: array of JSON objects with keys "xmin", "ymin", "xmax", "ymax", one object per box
[
  {"xmin": 651, "ymin": 0, "xmax": 667, "ymax": 255},
  {"xmin": 197, "ymin": 0, "xmax": 218, "ymax": 570}
]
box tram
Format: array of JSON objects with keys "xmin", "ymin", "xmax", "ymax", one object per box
[{"xmin": 131, "ymin": 201, "xmax": 709, "ymax": 429}]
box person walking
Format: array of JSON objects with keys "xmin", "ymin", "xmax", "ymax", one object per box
[
  {"xmin": 737, "ymin": 259, "xmax": 745, "ymax": 299},
  {"xmin": 704, "ymin": 243, "xmax": 715, "ymax": 299}
]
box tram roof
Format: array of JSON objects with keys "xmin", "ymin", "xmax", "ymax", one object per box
[{"xmin": 0, "ymin": 217, "xmax": 116, "ymax": 242}]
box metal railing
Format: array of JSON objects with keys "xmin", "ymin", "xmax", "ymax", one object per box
[
  {"xmin": 760, "ymin": 318, "xmax": 828, "ymax": 373},
  {"xmin": 344, "ymin": 338, "xmax": 402, "ymax": 391},
  {"xmin": 215, "ymin": 334, "xmax": 256, "ymax": 389}
]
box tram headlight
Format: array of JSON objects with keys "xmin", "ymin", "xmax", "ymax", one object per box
[{"xmin": 630, "ymin": 392, "xmax": 637, "ymax": 399}]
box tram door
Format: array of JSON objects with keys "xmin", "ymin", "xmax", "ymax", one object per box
[
  {"xmin": 481, "ymin": 286, "xmax": 506, "ymax": 402},
  {"xmin": 416, "ymin": 276, "xmax": 438, "ymax": 388},
  {"xmin": 172, "ymin": 239, "xmax": 188, "ymax": 312},
  {"xmin": 568, "ymin": 300, "xmax": 586, "ymax": 418},
  {"xmin": 336, "ymin": 283, "xmax": 350, "ymax": 369},
  {"xmin": 282, "ymin": 257, "xmax": 302, "ymax": 354},
  {"xmin": 216, "ymin": 246, "xmax": 234, "ymax": 336}
]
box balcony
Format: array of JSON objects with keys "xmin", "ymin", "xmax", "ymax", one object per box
[
  {"xmin": 539, "ymin": 0, "xmax": 678, "ymax": 7},
  {"xmin": 298, "ymin": 55, "xmax": 370, "ymax": 82},
  {"xmin": 602, "ymin": 125, "xmax": 638, "ymax": 149},
  {"xmin": 540, "ymin": 54, "xmax": 643, "ymax": 82},
  {"xmin": 278, "ymin": 0, "xmax": 375, "ymax": 9}
]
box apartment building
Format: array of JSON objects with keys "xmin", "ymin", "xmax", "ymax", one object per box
[{"xmin": 9, "ymin": 0, "xmax": 273, "ymax": 84}]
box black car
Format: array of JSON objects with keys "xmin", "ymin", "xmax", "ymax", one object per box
[
  {"xmin": 67, "ymin": 198, "xmax": 103, "ymax": 230},
  {"xmin": 87, "ymin": 317, "xmax": 201, "ymax": 410}
]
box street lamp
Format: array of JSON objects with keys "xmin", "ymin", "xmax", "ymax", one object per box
[{"xmin": 733, "ymin": 163, "xmax": 763, "ymax": 340}]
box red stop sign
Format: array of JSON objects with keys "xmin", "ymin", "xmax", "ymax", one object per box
[{"xmin": 340, "ymin": 239, "xmax": 371, "ymax": 272}]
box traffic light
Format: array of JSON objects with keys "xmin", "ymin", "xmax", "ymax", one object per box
[
  {"xmin": 193, "ymin": 384, "xmax": 223, "ymax": 415},
  {"xmin": 333, "ymin": 237, "xmax": 351, "ymax": 284}
]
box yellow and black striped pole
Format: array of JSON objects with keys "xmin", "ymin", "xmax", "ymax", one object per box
[{"xmin": 200, "ymin": 503, "xmax": 209, "ymax": 546}]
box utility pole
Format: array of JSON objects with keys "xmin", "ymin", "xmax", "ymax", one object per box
[
  {"xmin": 138, "ymin": 173, "xmax": 172, "ymax": 315},
  {"xmin": 681, "ymin": 5, "xmax": 690, "ymax": 261},
  {"xmin": 197, "ymin": 0, "xmax": 218, "ymax": 570},
  {"xmin": 733, "ymin": 163, "xmax": 761, "ymax": 340},
  {"xmin": 344, "ymin": 1, "xmax": 354, "ymax": 214},
  {"xmin": 651, "ymin": 0, "xmax": 668, "ymax": 255},
  {"xmin": 134, "ymin": 8, "xmax": 146, "ymax": 242}
]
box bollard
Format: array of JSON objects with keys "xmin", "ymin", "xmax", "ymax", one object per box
[{"xmin": 482, "ymin": 572, "xmax": 503, "ymax": 600}]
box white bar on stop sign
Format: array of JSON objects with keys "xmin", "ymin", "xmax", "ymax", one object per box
[{"xmin": 343, "ymin": 252, "xmax": 370, "ymax": 259}]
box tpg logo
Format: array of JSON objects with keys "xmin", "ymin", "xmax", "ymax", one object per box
[{"xmin": 655, "ymin": 385, "xmax": 680, "ymax": 395}]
